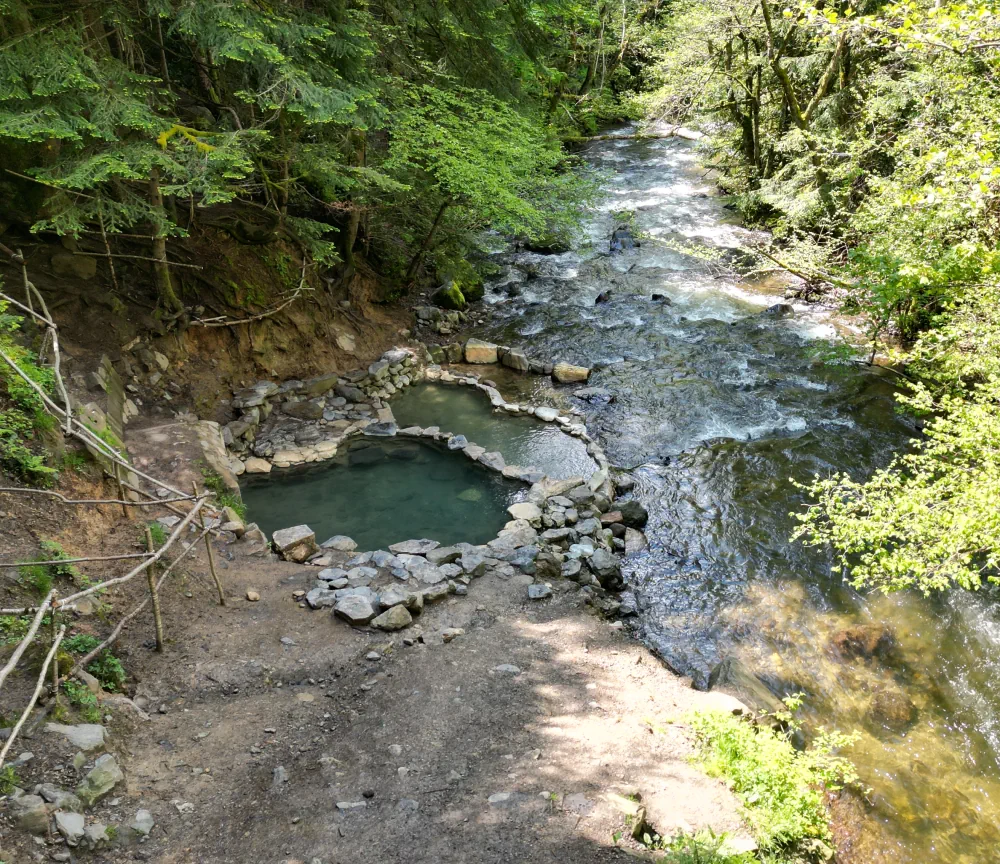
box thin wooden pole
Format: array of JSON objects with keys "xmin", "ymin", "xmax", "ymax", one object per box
[
  {"xmin": 50, "ymin": 592, "xmax": 60, "ymax": 707},
  {"xmin": 144, "ymin": 525, "xmax": 164, "ymax": 652},
  {"xmin": 194, "ymin": 482, "xmax": 225, "ymax": 606},
  {"xmin": 113, "ymin": 462, "xmax": 129, "ymax": 518}
]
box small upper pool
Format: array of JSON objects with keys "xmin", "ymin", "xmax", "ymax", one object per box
[
  {"xmin": 241, "ymin": 437, "xmax": 520, "ymax": 550},
  {"xmin": 391, "ymin": 383, "xmax": 596, "ymax": 480}
]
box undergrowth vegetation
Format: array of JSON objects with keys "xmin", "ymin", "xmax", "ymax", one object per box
[{"xmin": 686, "ymin": 708, "xmax": 860, "ymax": 864}]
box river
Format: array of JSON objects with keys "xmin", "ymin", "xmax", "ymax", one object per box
[{"xmin": 475, "ymin": 132, "xmax": 1000, "ymax": 863}]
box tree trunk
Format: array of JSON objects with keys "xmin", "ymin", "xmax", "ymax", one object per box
[
  {"xmin": 148, "ymin": 169, "xmax": 184, "ymax": 316},
  {"xmin": 338, "ymin": 129, "xmax": 367, "ymax": 275},
  {"xmin": 404, "ymin": 198, "xmax": 450, "ymax": 284}
]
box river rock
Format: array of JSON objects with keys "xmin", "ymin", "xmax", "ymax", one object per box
[
  {"xmin": 244, "ymin": 457, "xmax": 272, "ymax": 474},
  {"xmin": 299, "ymin": 372, "xmax": 340, "ymax": 396},
  {"xmin": 535, "ymin": 550, "xmax": 563, "ymax": 580},
  {"xmin": 334, "ymin": 595, "xmax": 376, "ymax": 625},
  {"xmin": 82, "ymin": 822, "xmax": 109, "ymax": 850},
  {"xmin": 306, "ymin": 587, "xmax": 339, "ymax": 609},
  {"xmin": 624, "ymin": 527, "xmax": 647, "ymax": 553},
  {"xmin": 508, "ymin": 502, "xmax": 542, "ymax": 523},
  {"xmin": 130, "ymin": 808, "xmax": 155, "ymax": 838},
  {"xmin": 283, "ymin": 399, "xmax": 324, "ymax": 420},
  {"xmin": 617, "ymin": 500, "xmax": 649, "ymax": 528},
  {"xmin": 465, "ymin": 339, "xmax": 499, "ymax": 364},
  {"xmin": 447, "ymin": 435, "xmax": 469, "ymax": 450},
  {"xmin": 389, "ymin": 538, "xmax": 440, "ymax": 555},
  {"xmin": 507, "ymin": 545, "xmax": 539, "ymax": 573},
  {"xmin": 588, "ymin": 548, "xmax": 622, "ymax": 590},
  {"xmin": 55, "ymin": 810, "xmax": 86, "ymax": 846},
  {"xmin": 321, "ymin": 534, "xmax": 358, "ymax": 552},
  {"xmin": 479, "ymin": 451, "xmax": 506, "ymax": 471},
  {"xmin": 426, "ymin": 545, "xmax": 462, "ymax": 565},
  {"xmin": 413, "ymin": 564, "xmax": 447, "ymax": 585},
  {"xmin": 502, "ymin": 349, "xmax": 530, "ymax": 372},
  {"xmin": 832, "ymin": 625, "xmax": 896, "ymax": 661},
  {"xmin": 552, "ymin": 362, "xmax": 591, "ymax": 384},
  {"xmin": 562, "ymin": 559, "xmax": 583, "ymax": 580},
  {"xmin": 11, "ymin": 794, "xmax": 51, "ymax": 834},
  {"xmin": 707, "ymin": 657, "xmax": 785, "ymax": 717},
  {"xmin": 762, "ymin": 303, "xmax": 794, "ymax": 318},
  {"xmin": 534, "ymin": 407, "xmax": 560, "ymax": 422},
  {"xmin": 464, "ymin": 443, "xmax": 486, "ymax": 461},
  {"xmin": 575, "ymin": 517, "xmax": 602, "ymax": 537},
  {"xmin": 460, "ymin": 552, "xmax": 488, "ymax": 577},
  {"xmin": 272, "ymin": 525, "xmax": 318, "ymax": 562},
  {"xmin": 76, "ymin": 754, "xmax": 124, "ymax": 807},
  {"xmin": 868, "ymin": 687, "xmax": 917, "ymax": 731},
  {"xmin": 45, "ymin": 723, "xmax": 106, "ymax": 753},
  {"xmin": 372, "ymin": 605, "xmax": 413, "ymax": 631}
]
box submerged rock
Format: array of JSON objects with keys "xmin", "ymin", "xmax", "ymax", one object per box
[
  {"xmin": 617, "ymin": 500, "xmax": 649, "ymax": 529},
  {"xmin": 831, "ymin": 625, "xmax": 897, "ymax": 661},
  {"xmin": 867, "ymin": 686, "xmax": 917, "ymax": 732},
  {"xmin": 707, "ymin": 657, "xmax": 785, "ymax": 717}
]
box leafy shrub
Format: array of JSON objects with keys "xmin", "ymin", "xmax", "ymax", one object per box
[
  {"xmin": 87, "ymin": 651, "xmax": 126, "ymax": 692},
  {"xmin": 688, "ymin": 709, "xmax": 860, "ymax": 859},
  {"xmin": 62, "ymin": 632, "xmax": 101, "ymax": 655},
  {"xmin": 62, "ymin": 679, "xmax": 102, "ymax": 723},
  {"xmin": 0, "ymin": 765, "xmax": 20, "ymax": 796},
  {"xmin": 17, "ymin": 540, "xmax": 81, "ymax": 598}
]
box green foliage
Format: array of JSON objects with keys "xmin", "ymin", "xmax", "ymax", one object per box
[
  {"xmin": 0, "ymin": 297, "xmax": 57, "ymax": 485},
  {"xmin": 87, "ymin": 651, "xmax": 126, "ymax": 693},
  {"xmin": 638, "ymin": 831, "xmax": 755, "ymax": 864},
  {"xmin": 62, "ymin": 679, "xmax": 102, "ymax": 723},
  {"xmin": 688, "ymin": 709, "xmax": 859, "ymax": 859},
  {"xmin": 146, "ymin": 521, "xmax": 168, "ymax": 547},
  {"xmin": 17, "ymin": 540, "xmax": 82, "ymax": 598},
  {"xmin": 0, "ymin": 765, "xmax": 20, "ymax": 796},
  {"xmin": 201, "ymin": 468, "xmax": 246, "ymax": 518},
  {"xmin": 0, "ymin": 614, "xmax": 32, "ymax": 646},
  {"xmin": 62, "ymin": 632, "xmax": 101, "ymax": 655}
]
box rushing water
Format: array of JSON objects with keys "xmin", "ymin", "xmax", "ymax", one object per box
[
  {"xmin": 241, "ymin": 437, "xmax": 518, "ymax": 549},
  {"xmin": 475, "ymin": 132, "xmax": 1000, "ymax": 863}
]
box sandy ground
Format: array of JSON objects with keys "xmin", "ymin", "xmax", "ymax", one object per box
[{"xmin": 105, "ymin": 539, "xmax": 747, "ymax": 864}]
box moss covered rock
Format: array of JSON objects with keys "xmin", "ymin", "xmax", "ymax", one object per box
[{"xmin": 432, "ymin": 281, "xmax": 466, "ymax": 310}]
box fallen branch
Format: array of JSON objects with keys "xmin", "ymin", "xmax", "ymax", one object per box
[
  {"xmin": 751, "ymin": 245, "xmax": 854, "ymax": 291},
  {"xmin": 0, "ymin": 486, "xmax": 196, "ymax": 508},
  {"xmin": 0, "ymin": 552, "xmax": 153, "ymax": 569},
  {"xmin": 0, "ymin": 625, "xmax": 65, "ymax": 772},
  {"xmin": 0, "ymin": 590, "xmax": 55, "ymax": 690}
]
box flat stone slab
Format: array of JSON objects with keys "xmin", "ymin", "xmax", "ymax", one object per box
[
  {"xmin": 507, "ymin": 502, "xmax": 542, "ymax": 522},
  {"xmin": 45, "ymin": 723, "xmax": 106, "ymax": 753},
  {"xmin": 334, "ymin": 595, "xmax": 376, "ymax": 625},
  {"xmin": 534, "ymin": 407, "xmax": 560, "ymax": 422},
  {"xmin": 389, "ymin": 539, "xmax": 440, "ymax": 555},
  {"xmin": 465, "ymin": 338, "xmax": 499, "ymax": 364},
  {"xmin": 273, "ymin": 525, "xmax": 315, "ymax": 553}
]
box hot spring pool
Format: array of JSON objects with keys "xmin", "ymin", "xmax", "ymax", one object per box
[
  {"xmin": 390, "ymin": 383, "xmax": 595, "ymax": 480},
  {"xmin": 240, "ymin": 437, "xmax": 520, "ymax": 550}
]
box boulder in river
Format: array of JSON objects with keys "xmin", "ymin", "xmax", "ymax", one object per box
[
  {"xmin": 867, "ymin": 685, "xmax": 917, "ymax": 732},
  {"xmin": 432, "ymin": 280, "xmax": 466, "ymax": 310},
  {"xmin": 617, "ymin": 500, "xmax": 649, "ymax": 529},
  {"xmin": 831, "ymin": 625, "xmax": 897, "ymax": 661},
  {"xmin": 761, "ymin": 303, "xmax": 794, "ymax": 318},
  {"xmin": 707, "ymin": 657, "xmax": 785, "ymax": 718},
  {"xmin": 610, "ymin": 225, "xmax": 638, "ymax": 254},
  {"xmin": 552, "ymin": 363, "xmax": 591, "ymax": 384},
  {"xmin": 595, "ymin": 290, "xmax": 612, "ymax": 305}
]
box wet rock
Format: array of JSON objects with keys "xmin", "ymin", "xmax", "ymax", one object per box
[
  {"xmin": 432, "ymin": 280, "xmax": 466, "ymax": 311},
  {"xmin": 465, "ymin": 339, "xmax": 499, "ymax": 364},
  {"xmin": 574, "ymin": 386, "xmax": 613, "ymax": 403},
  {"xmin": 244, "ymin": 456, "xmax": 271, "ymax": 474},
  {"xmin": 624, "ymin": 527, "xmax": 647, "ymax": 553},
  {"xmin": 272, "ymin": 525, "xmax": 318, "ymax": 562},
  {"xmin": 707, "ymin": 657, "xmax": 785, "ymax": 717},
  {"xmin": 831, "ymin": 625, "xmax": 897, "ymax": 661},
  {"xmin": 595, "ymin": 290, "xmax": 612, "ymax": 304},
  {"xmin": 617, "ymin": 500, "xmax": 649, "ymax": 528},
  {"xmin": 447, "ymin": 435, "xmax": 469, "ymax": 450},
  {"xmin": 389, "ymin": 538, "xmax": 441, "ymax": 555},
  {"xmin": 610, "ymin": 225, "xmax": 637, "ymax": 254},
  {"xmin": 479, "ymin": 451, "xmax": 506, "ymax": 471},
  {"xmin": 334, "ymin": 595, "xmax": 377, "ymax": 625},
  {"xmin": 76, "ymin": 754, "xmax": 124, "ymax": 807},
  {"xmin": 372, "ymin": 605, "xmax": 413, "ymax": 631},
  {"xmin": 762, "ymin": 303, "xmax": 794, "ymax": 318},
  {"xmin": 615, "ymin": 475, "xmax": 636, "ymax": 493},
  {"xmin": 463, "ymin": 443, "xmax": 486, "ymax": 461},
  {"xmin": 527, "ymin": 584, "xmax": 552, "ymax": 600},
  {"xmin": 868, "ymin": 687, "xmax": 917, "ymax": 732},
  {"xmin": 552, "ymin": 363, "xmax": 591, "ymax": 384},
  {"xmin": 55, "ymin": 810, "xmax": 86, "ymax": 846},
  {"xmin": 45, "ymin": 723, "xmax": 106, "ymax": 753},
  {"xmin": 10, "ymin": 794, "xmax": 51, "ymax": 834}
]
